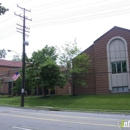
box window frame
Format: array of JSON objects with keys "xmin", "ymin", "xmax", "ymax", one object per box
[{"xmin": 111, "ymin": 61, "xmax": 127, "ymax": 74}]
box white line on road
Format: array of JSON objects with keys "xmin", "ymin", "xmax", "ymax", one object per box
[
  {"xmin": 12, "ymin": 126, "xmax": 32, "ymax": 130},
  {"xmin": 1, "ymin": 110, "xmax": 119, "ymax": 121},
  {"xmin": 1, "ymin": 113, "xmax": 117, "ymax": 128}
]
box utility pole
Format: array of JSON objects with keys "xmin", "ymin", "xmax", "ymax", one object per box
[{"xmin": 14, "ymin": 4, "xmax": 32, "ymax": 107}]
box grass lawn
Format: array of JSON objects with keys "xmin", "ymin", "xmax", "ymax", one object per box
[{"xmin": 0, "ymin": 94, "xmax": 130, "ymax": 113}]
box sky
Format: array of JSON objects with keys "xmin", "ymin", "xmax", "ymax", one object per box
[{"xmin": 0, "ymin": 0, "xmax": 130, "ymax": 60}]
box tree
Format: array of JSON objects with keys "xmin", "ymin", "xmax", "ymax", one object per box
[
  {"xmin": 25, "ymin": 45, "xmax": 66, "ymax": 96},
  {"xmin": 12, "ymin": 55, "xmax": 21, "ymax": 61},
  {"xmin": 59, "ymin": 39, "xmax": 81, "ymax": 68},
  {"xmin": 13, "ymin": 77, "xmax": 21, "ymax": 96},
  {"xmin": 39, "ymin": 58, "xmax": 66, "ymax": 97},
  {"xmin": 0, "ymin": 80, "xmax": 2, "ymax": 93},
  {"xmin": 59, "ymin": 40, "xmax": 90, "ymax": 95},
  {"xmin": 0, "ymin": 49, "xmax": 7, "ymax": 58},
  {"xmin": 25, "ymin": 64, "xmax": 40, "ymax": 95},
  {"xmin": 0, "ymin": 3, "xmax": 9, "ymax": 15},
  {"xmin": 13, "ymin": 67, "xmax": 38, "ymax": 96},
  {"xmin": 72, "ymin": 53, "xmax": 90, "ymax": 94}
]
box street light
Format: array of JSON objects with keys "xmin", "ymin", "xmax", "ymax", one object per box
[
  {"xmin": 7, "ymin": 50, "xmax": 21, "ymax": 61},
  {"xmin": 7, "ymin": 50, "xmax": 20, "ymax": 55},
  {"xmin": 7, "ymin": 50, "xmax": 21, "ymax": 57}
]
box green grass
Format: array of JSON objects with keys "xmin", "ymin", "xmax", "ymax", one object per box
[{"xmin": 0, "ymin": 94, "xmax": 130, "ymax": 113}]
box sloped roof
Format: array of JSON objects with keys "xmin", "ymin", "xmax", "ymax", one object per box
[
  {"xmin": 81, "ymin": 44, "xmax": 94, "ymax": 54},
  {"xmin": 94, "ymin": 26, "xmax": 130, "ymax": 43},
  {"xmin": 81, "ymin": 26, "xmax": 130, "ymax": 54},
  {"xmin": 0, "ymin": 59, "xmax": 22, "ymax": 68}
]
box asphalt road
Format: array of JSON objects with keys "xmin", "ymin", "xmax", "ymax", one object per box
[{"xmin": 0, "ymin": 106, "xmax": 130, "ymax": 130}]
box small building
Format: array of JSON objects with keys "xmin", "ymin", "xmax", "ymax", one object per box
[
  {"xmin": 0, "ymin": 59, "xmax": 22, "ymax": 95},
  {"xmin": 74, "ymin": 26, "xmax": 130, "ymax": 94}
]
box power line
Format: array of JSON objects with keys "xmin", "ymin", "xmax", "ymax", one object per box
[
  {"xmin": 31, "ymin": 0, "xmax": 106, "ymax": 11},
  {"xmin": 0, "ymin": 0, "xmax": 128, "ymax": 24},
  {"xmin": 31, "ymin": 0, "xmax": 82, "ymax": 10},
  {"xmin": 29, "ymin": 8, "xmax": 130, "ymax": 28},
  {"xmin": 0, "ymin": 0, "xmax": 32, "ymax": 23},
  {"xmin": 32, "ymin": 0, "xmax": 130, "ymax": 21},
  {"xmin": 0, "ymin": 32, "xmax": 17, "ymax": 40},
  {"xmin": 0, "ymin": 0, "xmax": 129, "ymax": 25},
  {"xmin": 0, "ymin": 0, "xmax": 130, "ymax": 39},
  {"xmin": 30, "ymin": 0, "xmax": 130, "ymax": 20},
  {"xmin": 31, "ymin": 0, "xmax": 129, "ymax": 15},
  {"xmin": 30, "ymin": 0, "xmax": 130, "ymax": 27}
]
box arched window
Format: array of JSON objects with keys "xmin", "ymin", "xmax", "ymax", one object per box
[{"xmin": 107, "ymin": 36, "xmax": 130, "ymax": 92}]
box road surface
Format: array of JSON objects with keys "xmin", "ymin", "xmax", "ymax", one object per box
[{"xmin": 0, "ymin": 106, "xmax": 129, "ymax": 130}]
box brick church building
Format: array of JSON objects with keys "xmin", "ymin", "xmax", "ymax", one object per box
[
  {"xmin": 72, "ymin": 26, "xmax": 130, "ymax": 94},
  {"xmin": 0, "ymin": 26, "xmax": 130, "ymax": 95}
]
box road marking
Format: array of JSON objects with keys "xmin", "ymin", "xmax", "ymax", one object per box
[
  {"xmin": 0, "ymin": 113, "xmax": 118, "ymax": 128},
  {"xmin": 13, "ymin": 126, "xmax": 32, "ymax": 130},
  {"xmin": 2, "ymin": 110, "xmax": 119, "ymax": 121},
  {"xmin": 31, "ymin": 113, "xmax": 119, "ymax": 121}
]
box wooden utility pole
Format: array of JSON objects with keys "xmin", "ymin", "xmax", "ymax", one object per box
[{"xmin": 14, "ymin": 4, "xmax": 32, "ymax": 107}]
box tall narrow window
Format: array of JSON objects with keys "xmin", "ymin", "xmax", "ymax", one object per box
[
  {"xmin": 107, "ymin": 37, "xmax": 129, "ymax": 92},
  {"xmin": 122, "ymin": 61, "xmax": 127, "ymax": 72},
  {"xmin": 111, "ymin": 61, "xmax": 127, "ymax": 73},
  {"xmin": 117, "ymin": 62, "xmax": 121, "ymax": 73},
  {"xmin": 112, "ymin": 63, "xmax": 116, "ymax": 74}
]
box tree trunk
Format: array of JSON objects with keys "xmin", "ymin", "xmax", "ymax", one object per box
[
  {"xmin": 26, "ymin": 91, "xmax": 28, "ymax": 96},
  {"xmin": 48, "ymin": 88, "xmax": 50, "ymax": 96},
  {"xmin": 66, "ymin": 78, "xmax": 74, "ymax": 96},
  {"xmin": 42, "ymin": 87, "xmax": 44, "ymax": 96},
  {"xmin": 36, "ymin": 85, "xmax": 38, "ymax": 95},
  {"xmin": 44, "ymin": 87, "xmax": 47, "ymax": 97},
  {"xmin": 72, "ymin": 73, "xmax": 76, "ymax": 96}
]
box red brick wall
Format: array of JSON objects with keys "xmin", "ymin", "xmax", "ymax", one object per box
[
  {"xmin": 55, "ymin": 82, "xmax": 71, "ymax": 95},
  {"xmin": 0, "ymin": 66, "xmax": 21, "ymax": 94},
  {"xmin": 75, "ymin": 45, "xmax": 96, "ymax": 94},
  {"xmin": 94, "ymin": 27, "xmax": 130, "ymax": 94},
  {"xmin": 74, "ymin": 27, "xmax": 130, "ymax": 95}
]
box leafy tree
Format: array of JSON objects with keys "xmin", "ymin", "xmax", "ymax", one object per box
[
  {"xmin": 72, "ymin": 53, "xmax": 90, "ymax": 94},
  {"xmin": 39, "ymin": 58, "xmax": 66, "ymax": 97},
  {"xmin": 59, "ymin": 39, "xmax": 81, "ymax": 68},
  {"xmin": 26, "ymin": 45, "xmax": 58, "ymax": 95},
  {"xmin": 0, "ymin": 80, "xmax": 2, "ymax": 93},
  {"xmin": 0, "ymin": 3, "xmax": 9, "ymax": 15},
  {"xmin": 25, "ymin": 65, "xmax": 40, "ymax": 95},
  {"xmin": 25, "ymin": 45, "xmax": 66, "ymax": 96},
  {"xmin": 13, "ymin": 77, "xmax": 21, "ymax": 95},
  {"xmin": 31, "ymin": 45, "xmax": 57, "ymax": 64},
  {"xmin": 0, "ymin": 49, "xmax": 6, "ymax": 58},
  {"xmin": 59, "ymin": 40, "xmax": 90, "ymax": 95},
  {"xmin": 13, "ymin": 67, "xmax": 37, "ymax": 96},
  {"xmin": 13, "ymin": 54, "xmax": 38, "ymax": 96},
  {"xmin": 12, "ymin": 55, "xmax": 21, "ymax": 61}
]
